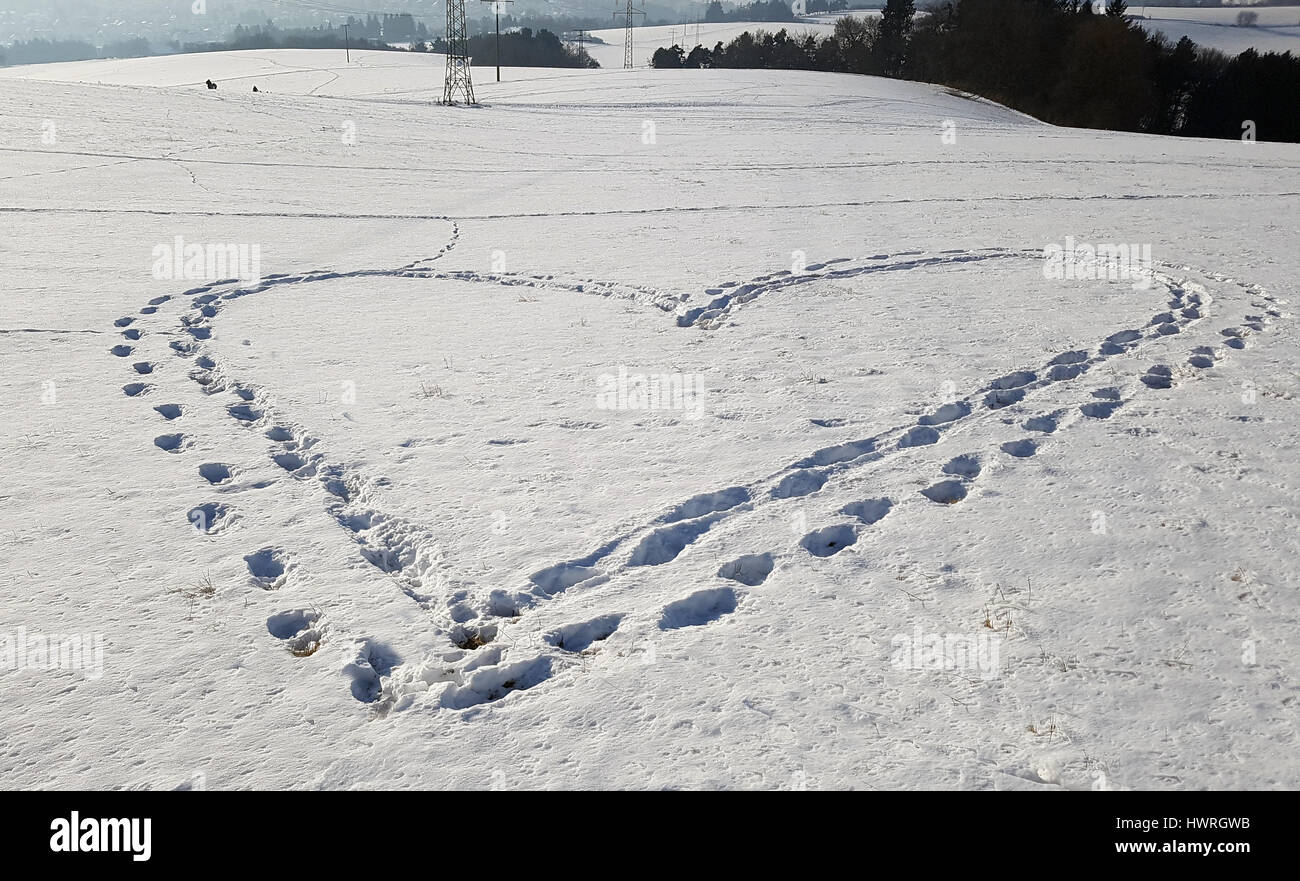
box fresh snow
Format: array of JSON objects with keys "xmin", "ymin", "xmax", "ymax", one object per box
[{"xmin": 0, "ymin": 51, "xmax": 1298, "ymax": 790}]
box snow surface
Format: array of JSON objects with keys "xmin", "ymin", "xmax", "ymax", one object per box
[{"xmin": 1, "ymin": 51, "xmax": 1298, "ymax": 790}]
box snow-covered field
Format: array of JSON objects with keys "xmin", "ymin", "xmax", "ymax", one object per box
[
  {"xmin": 1, "ymin": 51, "xmax": 1297, "ymax": 790},
  {"xmin": 1139, "ymin": 5, "xmax": 1300, "ymax": 54}
]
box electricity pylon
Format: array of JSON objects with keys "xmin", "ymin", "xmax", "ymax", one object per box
[
  {"xmin": 612, "ymin": 0, "xmax": 645, "ymax": 69},
  {"xmin": 442, "ymin": 0, "xmax": 475, "ymax": 104},
  {"xmin": 574, "ymin": 28, "xmax": 590, "ymax": 64}
]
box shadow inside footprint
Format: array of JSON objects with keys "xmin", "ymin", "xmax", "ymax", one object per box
[
  {"xmin": 942, "ymin": 455, "xmax": 981, "ymax": 478},
  {"xmin": 154, "ymin": 433, "xmax": 186, "ymax": 452},
  {"xmin": 545, "ymin": 615, "xmax": 622, "ymax": 652},
  {"xmin": 984, "ymin": 388, "xmax": 1026, "ymax": 409},
  {"xmin": 717, "ymin": 552, "xmax": 776, "ymax": 586},
  {"xmin": 1023, "ymin": 414, "xmax": 1059, "ymax": 433},
  {"xmin": 1000, "ymin": 439, "xmax": 1038, "ymax": 458},
  {"xmin": 272, "ymin": 452, "xmax": 306, "ymax": 472},
  {"xmin": 267, "ymin": 608, "xmax": 325, "ymax": 657},
  {"xmin": 199, "ymin": 463, "xmax": 233, "ymax": 485},
  {"xmin": 344, "ymin": 641, "xmax": 399, "ymax": 703},
  {"xmin": 771, "ymin": 469, "xmax": 828, "ymax": 499},
  {"xmin": 839, "ymin": 498, "xmax": 894, "ymax": 524},
  {"xmin": 898, "ymin": 426, "xmax": 940, "ymax": 448},
  {"xmin": 919, "ymin": 401, "xmax": 970, "ymax": 426},
  {"xmin": 799, "ymin": 523, "xmax": 858, "ymax": 557},
  {"xmin": 529, "ymin": 562, "xmax": 602, "ymax": 595},
  {"xmin": 921, "ymin": 480, "xmax": 967, "ymax": 504},
  {"xmin": 187, "ymin": 502, "xmax": 230, "ymax": 534},
  {"xmin": 659, "ymin": 587, "xmax": 739, "ymax": 630},
  {"xmin": 1141, "ymin": 365, "xmax": 1173, "ymax": 389},
  {"xmin": 245, "ymin": 548, "xmax": 288, "ymax": 589},
  {"xmin": 228, "ymin": 403, "xmax": 261, "ymax": 423}
]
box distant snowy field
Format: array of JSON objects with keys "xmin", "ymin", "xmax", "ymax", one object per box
[
  {"xmin": 0, "ymin": 51, "xmax": 1297, "ymax": 790},
  {"xmin": 1138, "ymin": 5, "xmax": 1300, "ymax": 54}
]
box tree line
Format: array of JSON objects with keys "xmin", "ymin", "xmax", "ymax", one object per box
[
  {"xmin": 652, "ymin": 0, "xmax": 1300, "ymax": 143},
  {"xmin": 340, "ymin": 14, "xmax": 431, "ymax": 42},
  {"xmin": 700, "ymin": 0, "xmax": 850, "ymax": 23},
  {"xmin": 428, "ymin": 28, "xmax": 596, "ymax": 69},
  {"xmin": 703, "ymin": 1, "xmax": 798, "ymax": 23}
]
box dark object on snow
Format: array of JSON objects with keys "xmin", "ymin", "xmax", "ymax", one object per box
[
  {"xmin": 252, "ymin": 86, "xmax": 259, "ymax": 92},
  {"xmin": 205, "ymin": 79, "xmax": 217, "ymax": 90}
]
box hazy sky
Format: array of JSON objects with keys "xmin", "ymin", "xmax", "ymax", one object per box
[{"xmin": 0, "ymin": 0, "xmax": 704, "ymax": 45}]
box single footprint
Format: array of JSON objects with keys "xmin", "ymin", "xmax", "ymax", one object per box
[
  {"xmin": 921, "ymin": 480, "xmax": 967, "ymax": 504},
  {"xmin": 1023, "ymin": 413, "xmax": 1059, "ymax": 433},
  {"xmin": 659, "ymin": 587, "xmax": 739, "ymax": 629},
  {"xmin": 228, "ymin": 403, "xmax": 261, "ymax": 423},
  {"xmin": 1140, "ymin": 365, "xmax": 1173, "ymax": 390},
  {"xmin": 839, "ymin": 497, "xmax": 894, "ymax": 524},
  {"xmin": 245, "ymin": 548, "xmax": 290, "ymax": 589},
  {"xmin": 717, "ymin": 552, "xmax": 776, "ymax": 586},
  {"xmin": 1000, "ymin": 439, "xmax": 1038, "ymax": 458},
  {"xmin": 343, "ymin": 640, "xmax": 399, "ymax": 704},
  {"xmin": 919, "ymin": 402, "xmax": 970, "ymax": 426},
  {"xmin": 628, "ymin": 515, "xmax": 723, "ymax": 567},
  {"xmin": 272, "ymin": 452, "xmax": 307, "ymax": 472},
  {"xmin": 154, "ymin": 433, "xmax": 187, "ymax": 453},
  {"xmin": 544, "ymin": 615, "xmax": 622, "ymax": 651},
  {"xmin": 267, "ymin": 608, "xmax": 326, "ymax": 657},
  {"xmin": 898, "ymin": 426, "xmax": 940, "ymax": 448},
  {"xmin": 187, "ymin": 502, "xmax": 231, "ymax": 535},
  {"xmin": 771, "ymin": 469, "xmax": 828, "ymax": 499},
  {"xmin": 799, "ymin": 524, "xmax": 858, "ymax": 557},
  {"xmin": 942, "ymin": 454, "xmax": 982, "ymax": 478},
  {"xmin": 199, "ymin": 463, "xmax": 233, "ymax": 485},
  {"xmin": 1081, "ymin": 388, "xmax": 1125, "ymax": 418}
]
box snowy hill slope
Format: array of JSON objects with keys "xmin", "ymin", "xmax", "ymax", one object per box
[{"xmin": 1, "ymin": 54, "xmax": 1298, "ymax": 790}]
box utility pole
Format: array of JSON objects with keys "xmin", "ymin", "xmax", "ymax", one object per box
[
  {"xmin": 442, "ymin": 0, "xmax": 475, "ymax": 104},
  {"xmin": 612, "ymin": 0, "xmax": 645, "ymax": 69},
  {"xmin": 342, "ymin": 23, "xmax": 350, "ymax": 63},
  {"xmin": 477, "ymin": 0, "xmax": 513, "ymax": 83}
]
